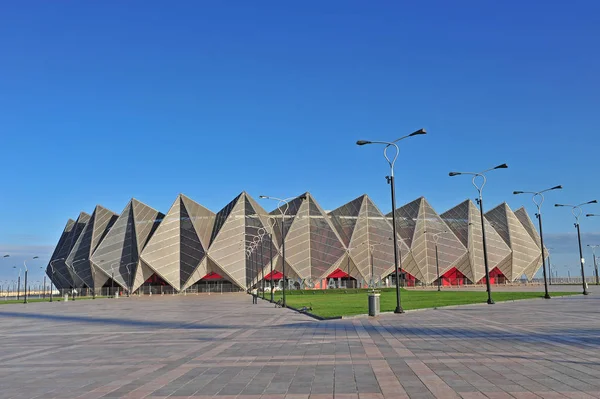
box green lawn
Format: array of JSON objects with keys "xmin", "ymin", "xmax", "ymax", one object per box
[
  {"xmin": 0, "ymin": 296, "xmax": 109, "ymax": 305},
  {"xmin": 271, "ymin": 289, "xmax": 580, "ymax": 318}
]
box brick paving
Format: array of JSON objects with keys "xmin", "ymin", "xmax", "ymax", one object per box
[{"xmin": 0, "ymin": 288, "xmax": 599, "ymax": 399}]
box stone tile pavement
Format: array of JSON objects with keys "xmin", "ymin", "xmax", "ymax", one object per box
[{"xmin": 0, "ymin": 289, "xmax": 599, "ymax": 398}]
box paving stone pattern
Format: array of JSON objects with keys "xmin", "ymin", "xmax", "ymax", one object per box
[{"xmin": 0, "ymin": 289, "xmax": 599, "ymax": 398}]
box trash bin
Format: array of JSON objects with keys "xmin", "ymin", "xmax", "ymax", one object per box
[
  {"xmin": 64, "ymin": 294, "xmax": 69, "ymax": 302},
  {"xmin": 368, "ymin": 292, "xmax": 380, "ymax": 316},
  {"xmin": 114, "ymin": 292, "xmax": 119, "ymax": 299}
]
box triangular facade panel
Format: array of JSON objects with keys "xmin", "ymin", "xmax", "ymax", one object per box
[
  {"xmin": 54, "ymin": 212, "xmax": 90, "ymax": 288},
  {"xmin": 139, "ymin": 197, "xmax": 184, "ymax": 290},
  {"xmin": 514, "ymin": 207, "xmax": 547, "ymax": 280},
  {"xmin": 410, "ymin": 198, "xmax": 467, "ymax": 284},
  {"xmin": 206, "ymin": 194, "xmax": 247, "ymax": 288},
  {"xmin": 66, "ymin": 205, "xmax": 118, "ymax": 289},
  {"xmin": 179, "ymin": 200, "xmax": 206, "ymax": 289},
  {"xmin": 280, "ymin": 197, "xmax": 311, "ymax": 279},
  {"xmin": 387, "ymin": 198, "xmax": 421, "ymax": 248},
  {"xmin": 91, "ymin": 199, "xmax": 162, "ymax": 292},
  {"xmin": 307, "ymin": 195, "xmax": 347, "ymax": 279},
  {"xmin": 468, "ymin": 201, "xmax": 512, "ymax": 283},
  {"xmin": 46, "ymin": 218, "xmax": 76, "ymax": 289},
  {"xmin": 486, "ymin": 203, "xmax": 540, "ymax": 281},
  {"xmin": 328, "ymin": 195, "xmax": 363, "ymax": 248},
  {"xmin": 131, "ymin": 259, "xmax": 156, "ymax": 293}
]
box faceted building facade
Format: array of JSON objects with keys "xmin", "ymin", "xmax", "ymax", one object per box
[{"xmin": 47, "ymin": 192, "xmax": 547, "ymax": 293}]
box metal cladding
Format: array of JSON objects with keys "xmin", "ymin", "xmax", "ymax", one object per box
[
  {"xmin": 48, "ymin": 192, "xmax": 548, "ymax": 292},
  {"xmin": 440, "ymin": 200, "xmax": 512, "ymax": 283},
  {"xmin": 90, "ymin": 199, "xmax": 164, "ymax": 292},
  {"xmin": 46, "ymin": 212, "xmax": 90, "ymax": 289},
  {"xmin": 66, "ymin": 205, "xmax": 119, "ymax": 289}
]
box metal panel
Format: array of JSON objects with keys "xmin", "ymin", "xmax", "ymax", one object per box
[
  {"xmin": 140, "ymin": 197, "xmax": 183, "ymax": 289},
  {"xmin": 207, "ymin": 194, "xmax": 247, "ymax": 288},
  {"xmin": 46, "ymin": 218, "xmax": 76, "ymax": 289},
  {"xmin": 66, "ymin": 205, "xmax": 118, "ymax": 289},
  {"xmin": 486, "ymin": 203, "xmax": 540, "ymax": 281}
]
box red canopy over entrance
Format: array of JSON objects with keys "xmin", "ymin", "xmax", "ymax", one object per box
[
  {"xmin": 327, "ymin": 268, "xmax": 349, "ymax": 279},
  {"xmin": 264, "ymin": 271, "xmax": 284, "ymax": 281},
  {"xmin": 201, "ymin": 272, "xmax": 223, "ymax": 280},
  {"xmin": 441, "ymin": 267, "xmax": 466, "ymax": 286}
]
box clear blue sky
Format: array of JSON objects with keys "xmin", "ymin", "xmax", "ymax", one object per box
[{"xmin": 1, "ymin": 1, "xmax": 599, "ymax": 282}]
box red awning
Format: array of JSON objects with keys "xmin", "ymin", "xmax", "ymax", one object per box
[
  {"xmin": 201, "ymin": 272, "xmax": 223, "ymax": 280},
  {"xmin": 327, "ymin": 268, "xmax": 349, "ymax": 279},
  {"xmin": 264, "ymin": 271, "xmax": 284, "ymax": 280}
]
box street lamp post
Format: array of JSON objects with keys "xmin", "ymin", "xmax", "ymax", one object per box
[
  {"xmin": 23, "ymin": 256, "xmax": 39, "ymax": 304},
  {"xmin": 555, "ymin": 201, "xmax": 597, "ymax": 295},
  {"xmin": 42, "ymin": 268, "xmax": 46, "ymax": 299},
  {"xmin": 245, "ymin": 248, "xmax": 253, "ymax": 296},
  {"xmin": 514, "ymin": 185, "xmax": 562, "ymax": 299},
  {"xmin": 357, "ymin": 128, "xmax": 427, "ymax": 313},
  {"xmin": 431, "ymin": 231, "xmax": 448, "ymax": 291},
  {"xmin": 267, "ymin": 217, "xmax": 277, "ymax": 302},
  {"xmin": 124, "ymin": 262, "xmax": 136, "ymax": 297},
  {"xmin": 70, "ymin": 259, "xmax": 88, "ymax": 300},
  {"xmin": 258, "ymin": 228, "xmax": 267, "ymax": 300},
  {"xmin": 110, "ymin": 262, "xmax": 118, "ymax": 298},
  {"xmin": 546, "ymin": 247, "xmax": 554, "ymax": 285},
  {"xmin": 586, "ymin": 245, "xmax": 600, "ymax": 285},
  {"xmin": 449, "ymin": 163, "xmax": 508, "ymax": 305},
  {"xmin": 48, "ymin": 258, "xmax": 64, "ymax": 302},
  {"xmin": 14, "ymin": 267, "xmax": 21, "ymax": 301},
  {"xmin": 259, "ymin": 194, "xmax": 307, "ymax": 308}
]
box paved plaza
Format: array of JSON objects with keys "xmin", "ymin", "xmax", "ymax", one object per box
[{"xmin": 0, "ymin": 289, "xmax": 599, "ymax": 399}]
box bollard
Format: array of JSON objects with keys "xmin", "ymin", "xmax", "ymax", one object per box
[{"xmin": 64, "ymin": 294, "xmax": 69, "ymax": 302}]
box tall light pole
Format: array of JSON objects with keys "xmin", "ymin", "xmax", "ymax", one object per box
[
  {"xmin": 245, "ymin": 248, "xmax": 253, "ymax": 296},
  {"xmin": 514, "ymin": 185, "xmax": 562, "ymax": 299},
  {"xmin": 41, "ymin": 267, "xmax": 46, "ymax": 299},
  {"xmin": 23, "ymin": 256, "xmax": 39, "ymax": 304},
  {"xmin": 449, "ymin": 163, "xmax": 508, "ymax": 305},
  {"xmin": 430, "ymin": 230, "xmax": 448, "ymax": 291},
  {"xmin": 555, "ymin": 201, "xmax": 597, "ymax": 295},
  {"xmin": 357, "ymin": 128, "xmax": 427, "ymax": 314},
  {"xmin": 48, "ymin": 258, "xmax": 64, "ymax": 302},
  {"xmin": 13, "ymin": 266, "xmax": 21, "ymax": 301},
  {"xmin": 259, "ymin": 194, "xmax": 307, "ymax": 308},
  {"xmin": 2, "ymin": 256, "xmax": 9, "ymax": 300},
  {"xmin": 110, "ymin": 262, "xmax": 119, "ymax": 297},
  {"xmin": 586, "ymin": 244, "xmax": 600, "ymax": 285},
  {"xmin": 585, "ymin": 212, "xmax": 600, "ymax": 284},
  {"xmin": 124, "ymin": 262, "xmax": 136, "ymax": 297},
  {"xmin": 546, "ymin": 247, "xmax": 554, "ymax": 285},
  {"xmin": 257, "ymin": 228, "xmax": 267, "ymax": 300},
  {"xmin": 70, "ymin": 259, "xmax": 88, "ymax": 300},
  {"xmin": 267, "ymin": 217, "xmax": 277, "ymax": 302}
]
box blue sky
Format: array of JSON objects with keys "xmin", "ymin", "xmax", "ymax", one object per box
[{"xmin": 1, "ymin": 1, "xmax": 600, "ymax": 282}]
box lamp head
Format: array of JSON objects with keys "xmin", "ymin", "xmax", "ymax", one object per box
[
  {"xmin": 449, "ymin": 172, "xmax": 461, "ymax": 177},
  {"xmin": 3, "ymin": 255, "xmax": 8, "ymax": 258},
  {"xmin": 409, "ymin": 128, "xmax": 427, "ymax": 136},
  {"xmin": 555, "ymin": 204, "xmax": 565, "ymax": 207},
  {"xmin": 259, "ymin": 195, "xmax": 267, "ymax": 199},
  {"xmin": 586, "ymin": 214, "xmax": 598, "ymax": 217},
  {"xmin": 33, "ymin": 256, "xmax": 39, "ymax": 259},
  {"xmin": 551, "ymin": 185, "xmax": 563, "ymax": 190},
  {"xmin": 356, "ymin": 140, "xmax": 371, "ymax": 146},
  {"xmin": 588, "ymin": 200, "xmax": 598, "ymax": 204},
  {"xmin": 513, "ymin": 191, "xmax": 524, "ymax": 195},
  {"xmin": 494, "ymin": 163, "xmax": 508, "ymax": 169}
]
